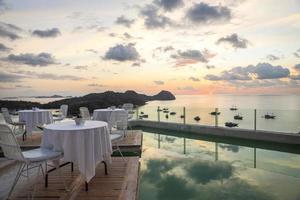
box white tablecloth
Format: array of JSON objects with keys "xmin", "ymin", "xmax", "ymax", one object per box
[
  {"xmin": 19, "ymin": 109, "xmax": 53, "ymax": 134},
  {"xmin": 41, "ymin": 120, "xmax": 112, "ymax": 182},
  {"xmin": 93, "ymin": 108, "xmax": 126, "ymax": 128}
]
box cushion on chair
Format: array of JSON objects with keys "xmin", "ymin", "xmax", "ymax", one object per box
[{"xmin": 23, "ymin": 148, "xmax": 62, "ymax": 163}]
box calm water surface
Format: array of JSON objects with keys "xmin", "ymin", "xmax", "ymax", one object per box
[
  {"xmin": 139, "ymin": 129, "xmax": 300, "ymax": 200},
  {"xmin": 138, "ymin": 95, "xmax": 300, "ymax": 133}
]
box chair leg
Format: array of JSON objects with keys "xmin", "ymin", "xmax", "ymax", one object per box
[
  {"xmin": 101, "ymin": 161, "xmax": 108, "ymax": 175},
  {"xmin": 31, "ymin": 164, "xmax": 42, "ymax": 200},
  {"xmin": 7, "ymin": 163, "xmax": 25, "ymax": 199},
  {"xmin": 117, "ymin": 146, "xmax": 126, "ymax": 162},
  {"xmin": 53, "ymin": 159, "xmax": 70, "ymax": 191},
  {"xmin": 22, "ymin": 130, "xmax": 27, "ymax": 141}
]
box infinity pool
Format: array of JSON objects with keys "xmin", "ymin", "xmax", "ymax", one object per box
[{"xmin": 139, "ymin": 129, "xmax": 300, "ymax": 200}]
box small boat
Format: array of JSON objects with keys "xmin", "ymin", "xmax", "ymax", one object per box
[
  {"xmin": 140, "ymin": 111, "xmax": 144, "ymax": 115},
  {"xmin": 194, "ymin": 116, "xmax": 201, "ymax": 121},
  {"xmin": 225, "ymin": 122, "xmax": 238, "ymax": 127},
  {"xmin": 165, "ymin": 114, "xmax": 169, "ymax": 119},
  {"xmin": 180, "ymin": 115, "xmax": 184, "ymax": 119},
  {"xmin": 234, "ymin": 114, "xmax": 243, "ymax": 120},
  {"xmin": 157, "ymin": 108, "xmax": 162, "ymax": 112},
  {"xmin": 230, "ymin": 106, "xmax": 238, "ymax": 111},
  {"xmin": 170, "ymin": 112, "xmax": 176, "ymax": 115},
  {"xmin": 163, "ymin": 108, "xmax": 169, "ymax": 111},
  {"xmin": 264, "ymin": 113, "xmax": 276, "ymax": 119},
  {"xmin": 142, "ymin": 114, "xmax": 148, "ymax": 118},
  {"xmin": 163, "ymin": 110, "xmax": 169, "ymax": 113},
  {"xmin": 210, "ymin": 111, "xmax": 221, "ymax": 115}
]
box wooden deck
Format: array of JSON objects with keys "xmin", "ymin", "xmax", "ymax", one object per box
[
  {"xmin": 0, "ymin": 129, "xmax": 143, "ymax": 200},
  {"xmin": 10, "ymin": 157, "xmax": 140, "ymax": 200}
]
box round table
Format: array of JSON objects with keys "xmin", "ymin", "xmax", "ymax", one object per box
[
  {"xmin": 41, "ymin": 120, "xmax": 112, "ymax": 182},
  {"xmin": 19, "ymin": 109, "xmax": 53, "ymax": 134},
  {"xmin": 93, "ymin": 108, "xmax": 126, "ymax": 128}
]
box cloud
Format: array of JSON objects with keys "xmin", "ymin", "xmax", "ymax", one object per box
[
  {"xmin": 293, "ymin": 49, "xmax": 300, "ymax": 58},
  {"xmin": 171, "ymin": 49, "xmax": 215, "ymax": 66},
  {"xmin": 154, "ymin": 0, "xmax": 184, "ymax": 11},
  {"xmin": 115, "ymin": 15, "xmax": 135, "ymax": 28},
  {"xmin": 216, "ymin": 33, "xmax": 249, "ymax": 49},
  {"xmin": 0, "ymin": 43, "xmax": 11, "ymax": 52},
  {"xmin": 205, "ymin": 63, "xmax": 290, "ymax": 81},
  {"xmin": 87, "ymin": 83, "xmax": 105, "ymax": 87},
  {"xmin": 86, "ymin": 49, "xmax": 98, "ymax": 54},
  {"xmin": 290, "ymin": 75, "xmax": 300, "ymax": 80},
  {"xmin": 189, "ymin": 76, "xmax": 200, "ymax": 81},
  {"xmin": 0, "ymin": 72, "xmax": 24, "ymax": 82},
  {"xmin": 186, "ymin": 2, "xmax": 231, "ymax": 24},
  {"xmin": 0, "ymin": 0, "xmax": 8, "ymax": 13},
  {"xmin": 154, "ymin": 80, "xmax": 164, "ymax": 85},
  {"xmin": 140, "ymin": 4, "xmax": 173, "ymax": 29},
  {"xmin": 13, "ymin": 70, "xmax": 85, "ymax": 81},
  {"xmin": 177, "ymin": 86, "xmax": 195, "ymax": 91},
  {"xmin": 4, "ymin": 52, "xmax": 57, "ymax": 66},
  {"xmin": 155, "ymin": 45, "xmax": 174, "ymax": 52},
  {"xmin": 73, "ymin": 65, "xmax": 88, "ymax": 70},
  {"xmin": 123, "ymin": 32, "xmax": 132, "ymax": 39},
  {"xmin": 15, "ymin": 84, "xmax": 32, "ymax": 89},
  {"xmin": 131, "ymin": 62, "xmax": 141, "ymax": 67},
  {"xmin": 206, "ymin": 65, "xmax": 215, "ymax": 69},
  {"xmin": 0, "ymin": 22, "xmax": 22, "ymax": 40},
  {"xmin": 266, "ymin": 54, "xmax": 280, "ymax": 61},
  {"xmin": 295, "ymin": 63, "xmax": 300, "ymax": 71},
  {"xmin": 32, "ymin": 28, "xmax": 61, "ymax": 38},
  {"xmin": 104, "ymin": 44, "xmax": 140, "ymax": 61}
]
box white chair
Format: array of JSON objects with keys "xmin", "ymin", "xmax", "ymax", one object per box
[
  {"xmin": 54, "ymin": 105, "xmax": 68, "ymax": 121},
  {"xmin": 79, "ymin": 107, "xmax": 91, "ymax": 120},
  {"xmin": 0, "ymin": 124, "xmax": 68, "ymax": 199},
  {"xmin": 110, "ymin": 111, "xmax": 128, "ymax": 161},
  {"xmin": 122, "ymin": 103, "xmax": 134, "ymax": 120},
  {"xmin": 1, "ymin": 108, "xmax": 27, "ymax": 140}
]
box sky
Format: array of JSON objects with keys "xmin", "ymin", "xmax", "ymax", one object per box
[{"xmin": 0, "ymin": 0, "xmax": 300, "ymax": 97}]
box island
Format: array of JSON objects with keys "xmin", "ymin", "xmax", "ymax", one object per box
[{"xmin": 0, "ymin": 90, "xmax": 175, "ymax": 115}]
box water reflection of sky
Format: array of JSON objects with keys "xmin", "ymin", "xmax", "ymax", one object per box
[{"xmin": 140, "ymin": 131, "xmax": 300, "ymax": 200}]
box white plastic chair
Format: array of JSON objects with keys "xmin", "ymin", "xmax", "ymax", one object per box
[
  {"xmin": 79, "ymin": 107, "xmax": 91, "ymax": 120},
  {"xmin": 110, "ymin": 111, "xmax": 128, "ymax": 161},
  {"xmin": 0, "ymin": 124, "xmax": 67, "ymax": 199},
  {"xmin": 54, "ymin": 105, "xmax": 68, "ymax": 121},
  {"xmin": 1, "ymin": 108, "xmax": 27, "ymax": 140},
  {"xmin": 122, "ymin": 103, "xmax": 134, "ymax": 119}
]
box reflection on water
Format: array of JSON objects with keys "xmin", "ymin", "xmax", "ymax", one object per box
[{"xmin": 140, "ymin": 130, "xmax": 300, "ymax": 200}]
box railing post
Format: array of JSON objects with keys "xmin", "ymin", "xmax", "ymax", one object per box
[
  {"xmin": 254, "ymin": 109, "xmax": 257, "ymax": 131},
  {"xmin": 136, "ymin": 107, "xmax": 139, "ymax": 120},
  {"xmin": 183, "ymin": 107, "xmax": 186, "ymax": 125},
  {"xmin": 215, "ymin": 108, "xmax": 218, "ymax": 127},
  {"xmin": 183, "ymin": 138, "xmax": 186, "ymax": 155},
  {"xmin": 157, "ymin": 106, "xmax": 160, "ymax": 122}
]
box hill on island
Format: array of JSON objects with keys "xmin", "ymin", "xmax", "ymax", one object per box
[{"xmin": 0, "ymin": 90, "xmax": 175, "ymax": 115}]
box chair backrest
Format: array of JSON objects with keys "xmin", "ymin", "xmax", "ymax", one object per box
[
  {"xmin": 122, "ymin": 103, "xmax": 134, "ymax": 111},
  {"xmin": 1, "ymin": 107, "xmax": 13, "ymax": 124},
  {"xmin": 60, "ymin": 105, "xmax": 68, "ymax": 117},
  {"xmin": 0, "ymin": 124, "xmax": 24, "ymax": 161},
  {"xmin": 80, "ymin": 107, "xmax": 91, "ymax": 120},
  {"xmin": 116, "ymin": 111, "xmax": 128, "ymax": 130}
]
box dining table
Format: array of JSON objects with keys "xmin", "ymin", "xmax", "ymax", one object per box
[
  {"xmin": 41, "ymin": 120, "xmax": 112, "ymax": 190},
  {"xmin": 93, "ymin": 108, "xmax": 127, "ymax": 129},
  {"xmin": 19, "ymin": 109, "xmax": 53, "ymax": 134}
]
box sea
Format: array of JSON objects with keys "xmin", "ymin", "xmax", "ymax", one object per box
[{"xmin": 1, "ymin": 95, "xmax": 300, "ymax": 133}]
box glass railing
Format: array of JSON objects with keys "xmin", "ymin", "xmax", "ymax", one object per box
[{"xmin": 134, "ymin": 105, "xmax": 300, "ymax": 134}]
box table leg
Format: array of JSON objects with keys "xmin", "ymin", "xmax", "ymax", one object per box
[{"xmin": 85, "ymin": 181, "xmax": 88, "ymax": 191}]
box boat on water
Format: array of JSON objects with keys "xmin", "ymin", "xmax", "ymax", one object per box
[
  {"xmin": 225, "ymin": 122, "xmax": 239, "ymax": 127},
  {"xmin": 210, "ymin": 111, "xmax": 221, "ymax": 115},
  {"xmin": 234, "ymin": 114, "xmax": 243, "ymax": 120},
  {"xmin": 163, "ymin": 110, "xmax": 169, "ymax": 113},
  {"xmin": 180, "ymin": 115, "xmax": 184, "ymax": 119},
  {"xmin": 194, "ymin": 116, "xmax": 200, "ymax": 121},
  {"xmin": 170, "ymin": 112, "xmax": 176, "ymax": 115},
  {"xmin": 230, "ymin": 105, "xmax": 238, "ymax": 111},
  {"xmin": 264, "ymin": 113, "xmax": 276, "ymax": 119}
]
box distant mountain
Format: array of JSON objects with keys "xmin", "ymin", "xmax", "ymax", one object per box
[
  {"xmin": 0, "ymin": 90, "xmax": 175, "ymax": 115},
  {"xmin": 35, "ymin": 94, "xmax": 64, "ymax": 98}
]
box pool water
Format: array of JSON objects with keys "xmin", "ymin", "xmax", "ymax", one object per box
[{"xmin": 139, "ymin": 130, "xmax": 300, "ymax": 200}]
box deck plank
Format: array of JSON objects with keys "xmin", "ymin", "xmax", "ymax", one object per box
[{"xmin": 10, "ymin": 157, "xmax": 140, "ymax": 200}]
